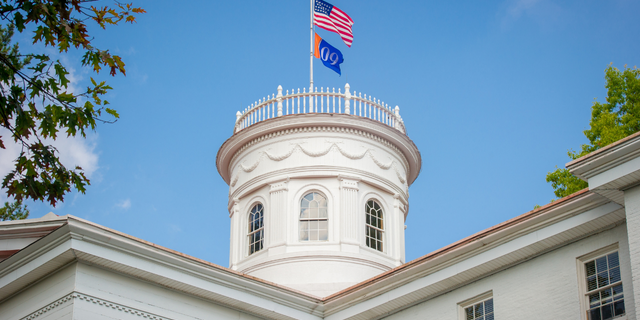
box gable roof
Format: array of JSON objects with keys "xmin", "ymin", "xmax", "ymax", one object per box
[{"xmin": 1, "ymin": 186, "xmax": 622, "ymax": 319}]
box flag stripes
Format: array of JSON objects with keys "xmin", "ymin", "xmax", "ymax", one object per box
[{"xmin": 313, "ymin": 0, "xmax": 354, "ymax": 47}]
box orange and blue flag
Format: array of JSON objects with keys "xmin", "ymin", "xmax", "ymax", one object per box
[{"xmin": 314, "ymin": 33, "xmax": 344, "ymax": 75}]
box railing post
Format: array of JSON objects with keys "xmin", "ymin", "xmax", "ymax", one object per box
[
  {"xmin": 276, "ymin": 85, "xmax": 283, "ymax": 117},
  {"xmin": 309, "ymin": 85, "xmax": 314, "ymax": 113},
  {"xmin": 344, "ymin": 83, "xmax": 351, "ymax": 114},
  {"xmin": 394, "ymin": 106, "xmax": 404, "ymax": 132},
  {"xmin": 235, "ymin": 111, "xmax": 242, "ymax": 133}
]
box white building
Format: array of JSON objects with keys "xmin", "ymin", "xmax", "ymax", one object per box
[{"xmin": 1, "ymin": 84, "xmax": 639, "ymax": 319}]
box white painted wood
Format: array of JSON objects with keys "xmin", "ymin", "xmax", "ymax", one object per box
[{"xmin": 235, "ymin": 84, "xmax": 404, "ymax": 134}]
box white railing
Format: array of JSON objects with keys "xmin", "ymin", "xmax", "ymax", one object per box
[{"xmin": 234, "ymin": 83, "xmax": 406, "ymax": 134}]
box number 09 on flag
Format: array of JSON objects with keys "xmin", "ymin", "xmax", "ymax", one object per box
[{"xmin": 314, "ymin": 33, "xmax": 344, "ymax": 76}]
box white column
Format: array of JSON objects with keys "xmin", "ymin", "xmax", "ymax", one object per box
[
  {"xmin": 229, "ymin": 198, "xmax": 241, "ymax": 270},
  {"xmin": 340, "ymin": 178, "xmax": 359, "ymax": 245},
  {"xmin": 394, "ymin": 194, "xmax": 407, "ymax": 264},
  {"xmin": 624, "ymin": 185, "xmax": 640, "ymax": 318},
  {"xmin": 270, "ymin": 180, "xmax": 289, "ymax": 247}
]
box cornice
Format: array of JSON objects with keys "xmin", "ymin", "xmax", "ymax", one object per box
[
  {"xmin": 21, "ymin": 292, "xmax": 170, "ymax": 320},
  {"xmin": 239, "ymin": 252, "xmax": 395, "ymax": 275},
  {"xmin": 567, "ymin": 131, "xmax": 640, "ymax": 180},
  {"xmin": 0, "ymin": 224, "xmax": 71, "ymax": 279},
  {"xmin": 321, "ymin": 190, "xmax": 618, "ymax": 313},
  {"xmin": 62, "ymin": 216, "xmax": 324, "ymax": 318},
  {"xmin": 216, "ymin": 114, "xmax": 421, "ymax": 186}
]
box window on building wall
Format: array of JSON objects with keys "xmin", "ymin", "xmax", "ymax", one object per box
[
  {"xmin": 581, "ymin": 250, "xmax": 625, "ymax": 320},
  {"xmin": 299, "ymin": 192, "xmax": 328, "ymax": 241},
  {"xmin": 463, "ymin": 297, "xmax": 494, "ymax": 320},
  {"xmin": 248, "ymin": 203, "xmax": 264, "ymax": 255},
  {"xmin": 365, "ymin": 200, "xmax": 384, "ymax": 251}
]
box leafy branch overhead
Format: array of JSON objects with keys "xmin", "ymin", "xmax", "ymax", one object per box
[
  {"xmin": 546, "ymin": 65, "xmax": 640, "ymax": 199},
  {"xmin": 0, "ymin": 0, "xmax": 144, "ymax": 207}
]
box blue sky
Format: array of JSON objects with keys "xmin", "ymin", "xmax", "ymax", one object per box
[{"xmin": 6, "ymin": 0, "xmax": 640, "ymax": 267}]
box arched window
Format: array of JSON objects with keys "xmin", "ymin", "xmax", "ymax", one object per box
[
  {"xmin": 248, "ymin": 203, "xmax": 264, "ymax": 255},
  {"xmin": 299, "ymin": 192, "xmax": 328, "ymax": 241},
  {"xmin": 365, "ymin": 200, "xmax": 384, "ymax": 251}
]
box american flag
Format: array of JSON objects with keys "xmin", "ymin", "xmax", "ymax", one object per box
[{"xmin": 314, "ymin": 0, "xmax": 354, "ymax": 47}]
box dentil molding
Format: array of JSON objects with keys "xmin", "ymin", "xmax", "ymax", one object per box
[{"xmin": 21, "ymin": 292, "xmax": 171, "ymax": 320}]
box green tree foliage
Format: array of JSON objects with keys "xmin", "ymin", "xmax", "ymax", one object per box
[
  {"xmin": 0, "ymin": 200, "xmax": 28, "ymax": 221},
  {"xmin": 0, "ymin": 1, "xmax": 144, "ymax": 210},
  {"xmin": 547, "ymin": 65, "xmax": 640, "ymax": 198}
]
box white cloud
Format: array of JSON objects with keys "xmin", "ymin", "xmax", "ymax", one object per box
[
  {"xmin": 0, "ymin": 128, "xmax": 100, "ymax": 177},
  {"xmin": 506, "ymin": 0, "xmax": 542, "ymax": 20},
  {"xmin": 168, "ymin": 224, "xmax": 182, "ymax": 234},
  {"xmin": 500, "ymin": 0, "xmax": 562, "ymax": 29},
  {"xmin": 115, "ymin": 198, "xmax": 131, "ymax": 210},
  {"xmin": 0, "ymin": 130, "xmax": 100, "ymax": 204},
  {"xmin": 0, "ymin": 55, "xmax": 101, "ymax": 203}
]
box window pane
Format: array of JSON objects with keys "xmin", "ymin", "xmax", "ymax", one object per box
[
  {"xmin": 613, "ymin": 300, "xmax": 625, "ymax": 316},
  {"xmin": 590, "ymin": 308, "xmax": 601, "ymax": 320},
  {"xmin": 484, "ymin": 299, "xmax": 493, "ymax": 314},
  {"xmin": 485, "ymin": 314, "xmax": 494, "ymax": 320},
  {"xmin": 601, "ymin": 288, "xmax": 612, "ymax": 304},
  {"xmin": 602, "ymin": 304, "xmax": 613, "ymax": 320},
  {"xmin": 319, "ymin": 208, "xmax": 328, "ymax": 218},
  {"xmin": 596, "ymin": 256, "xmax": 607, "ymax": 273},
  {"xmin": 586, "ymin": 261, "xmax": 596, "ymax": 277},
  {"xmin": 590, "ymin": 292, "xmax": 601, "ymax": 308},
  {"xmin": 474, "ymin": 302, "xmax": 483, "ymax": 317},
  {"xmin": 588, "ymin": 275, "xmax": 598, "ymax": 291},
  {"xmin": 310, "ymin": 230, "xmax": 319, "ymax": 241},
  {"xmin": 319, "ymin": 228, "xmax": 328, "ymax": 241},
  {"xmin": 608, "ymin": 252, "xmax": 619, "ymax": 268},
  {"xmin": 299, "ymin": 221, "xmax": 309, "ymax": 240},
  {"xmin": 465, "ymin": 307, "xmax": 474, "ymax": 320},
  {"xmin": 598, "ymin": 271, "xmax": 609, "ymax": 288},
  {"xmin": 301, "ymin": 208, "xmax": 310, "ymax": 219},
  {"xmin": 610, "ymin": 266, "xmax": 621, "ymax": 283},
  {"xmin": 612, "ymin": 284, "xmax": 623, "ymax": 297}
]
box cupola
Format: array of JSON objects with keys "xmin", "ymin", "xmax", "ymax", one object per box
[{"xmin": 216, "ymin": 84, "xmax": 421, "ymax": 297}]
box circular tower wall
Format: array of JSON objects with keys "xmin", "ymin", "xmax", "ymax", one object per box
[{"xmin": 216, "ymin": 86, "xmax": 421, "ymax": 297}]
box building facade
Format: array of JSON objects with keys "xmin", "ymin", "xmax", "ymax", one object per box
[{"xmin": 1, "ymin": 84, "xmax": 640, "ymax": 319}]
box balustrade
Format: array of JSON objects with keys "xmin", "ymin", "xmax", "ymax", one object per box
[{"xmin": 234, "ymin": 83, "xmax": 406, "ymax": 134}]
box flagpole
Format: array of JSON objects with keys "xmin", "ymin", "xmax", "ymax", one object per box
[{"xmin": 310, "ymin": 0, "xmax": 314, "ymax": 91}]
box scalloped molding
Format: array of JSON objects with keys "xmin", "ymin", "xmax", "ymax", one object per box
[
  {"xmin": 229, "ymin": 126, "xmax": 410, "ymax": 172},
  {"xmin": 21, "ymin": 292, "xmax": 171, "ymax": 320},
  {"xmin": 230, "ymin": 141, "xmax": 407, "ymax": 188}
]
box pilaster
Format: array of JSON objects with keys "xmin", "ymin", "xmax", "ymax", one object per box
[
  {"xmin": 394, "ymin": 194, "xmax": 407, "ymax": 263},
  {"xmin": 230, "ymin": 198, "xmax": 240, "ymax": 269},
  {"xmin": 340, "ymin": 178, "xmax": 359, "ymax": 245},
  {"xmin": 269, "ymin": 179, "xmax": 289, "ymax": 247},
  {"xmin": 624, "ymin": 185, "xmax": 640, "ymax": 318}
]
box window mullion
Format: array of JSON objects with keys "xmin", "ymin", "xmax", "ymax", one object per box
[{"xmin": 585, "ymin": 280, "xmax": 623, "ymax": 296}]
